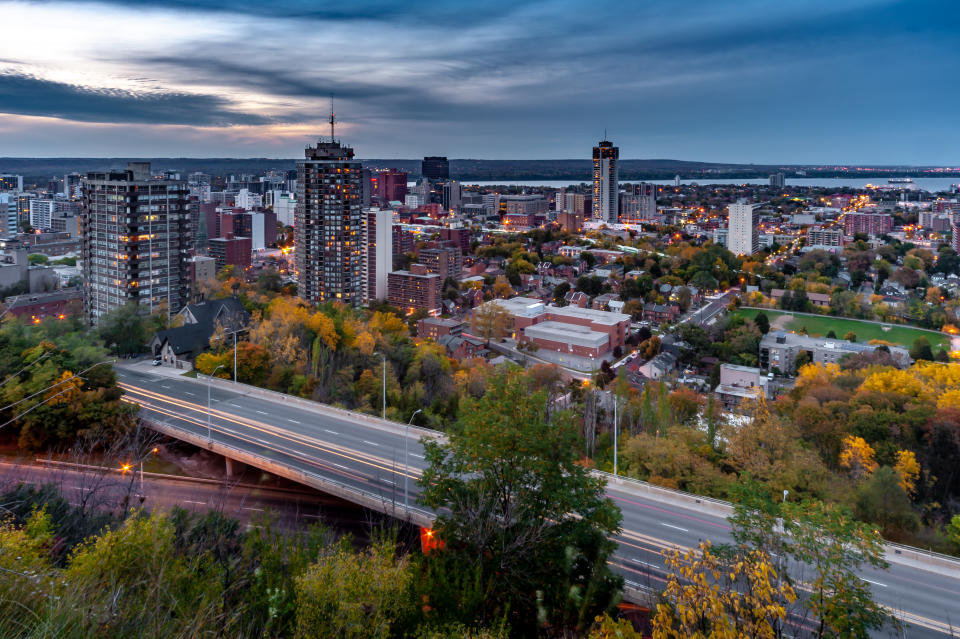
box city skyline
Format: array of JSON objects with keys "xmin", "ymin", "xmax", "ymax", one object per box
[{"xmin": 1, "ymin": 0, "xmax": 959, "ymax": 163}]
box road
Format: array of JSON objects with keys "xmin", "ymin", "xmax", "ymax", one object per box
[
  {"xmin": 115, "ymin": 364, "xmax": 960, "ymax": 637},
  {"xmin": 680, "ymin": 289, "xmax": 737, "ymax": 328},
  {"xmin": 0, "ymin": 460, "xmax": 372, "ymax": 532}
]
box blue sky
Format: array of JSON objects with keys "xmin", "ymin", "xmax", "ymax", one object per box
[{"xmin": 0, "ymin": 0, "xmax": 958, "ymax": 163}]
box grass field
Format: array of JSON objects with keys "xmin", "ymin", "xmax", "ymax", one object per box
[{"xmin": 732, "ymin": 308, "xmax": 951, "ymax": 352}]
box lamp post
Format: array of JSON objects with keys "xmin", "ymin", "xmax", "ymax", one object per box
[
  {"xmin": 233, "ymin": 331, "xmax": 237, "ymax": 384},
  {"xmin": 208, "ymin": 364, "xmax": 225, "ymax": 443},
  {"xmin": 405, "ymin": 408, "xmax": 422, "ymax": 515}
]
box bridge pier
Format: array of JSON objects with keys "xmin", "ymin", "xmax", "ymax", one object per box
[{"xmin": 225, "ymin": 457, "xmax": 245, "ymax": 478}]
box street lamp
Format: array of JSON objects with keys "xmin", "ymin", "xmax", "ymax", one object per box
[
  {"xmin": 207, "ymin": 364, "xmax": 225, "ymax": 443},
  {"xmin": 404, "ymin": 408, "xmax": 422, "ymax": 515}
]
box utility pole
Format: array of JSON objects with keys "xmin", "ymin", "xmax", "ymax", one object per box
[{"xmin": 613, "ymin": 394, "xmax": 618, "ymax": 476}]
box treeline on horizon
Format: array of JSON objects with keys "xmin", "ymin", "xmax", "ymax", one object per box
[{"xmin": 2, "ymin": 157, "xmax": 958, "ymax": 184}]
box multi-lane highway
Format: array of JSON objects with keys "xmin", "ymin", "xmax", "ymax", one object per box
[{"xmin": 116, "ymin": 364, "xmax": 960, "ymax": 636}]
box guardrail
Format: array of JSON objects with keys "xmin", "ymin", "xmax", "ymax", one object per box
[
  {"xmin": 197, "ymin": 375, "xmax": 442, "ymax": 442},
  {"xmin": 140, "ymin": 416, "xmax": 436, "ymax": 529},
  {"xmin": 598, "ymin": 470, "xmax": 734, "ymax": 518}
]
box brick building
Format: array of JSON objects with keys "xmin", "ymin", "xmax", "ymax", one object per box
[
  {"xmin": 417, "ymin": 317, "xmax": 463, "ymax": 340},
  {"xmin": 844, "ymin": 212, "xmax": 893, "ymax": 236},
  {"xmin": 388, "ymin": 264, "xmax": 441, "ymax": 314},
  {"xmin": 418, "ymin": 246, "xmax": 463, "ymax": 280},
  {"xmin": 209, "ymin": 235, "xmax": 252, "ymax": 270},
  {"xmin": 478, "ymin": 297, "xmax": 629, "ymax": 358}
]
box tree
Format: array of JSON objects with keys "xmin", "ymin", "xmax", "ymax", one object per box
[
  {"xmin": 910, "ymin": 337, "xmax": 933, "ymax": 361},
  {"xmin": 839, "ymin": 435, "xmax": 878, "ymax": 479},
  {"xmin": 470, "ymin": 302, "xmax": 512, "ymax": 345},
  {"xmin": 893, "ymin": 449, "xmax": 920, "ymax": 496},
  {"xmin": 419, "ymin": 369, "xmax": 622, "ymax": 635},
  {"xmin": 295, "ymin": 539, "xmax": 413, "ymax": 639},
  {"xmin": 491, "ymin": 275, "xmax": 515, "ymax": 299},
  {"xmin": 728, "ymin": 484, "xmax": 898, "ymax": 639},
  {"xmin": 553, "ymin": 281, "xmax": 571, "ymax": 305},
  {"xmin": 98, "ymin": 302, "xmax": 148, "ymax": 356},
  {"xmin": 754, "ymin": 311, "xmax": 770, "ymax": 334},
  {"xmin": 653, "ymin": 541, "xmax": 795, "ymax": 639},
  {"xmin": 854, "ymin": 466, "xmax": 920, "ymax": 537},
  {"xmin": 844, "ymin": 331, "xmax": 857, "ymax": 342}
]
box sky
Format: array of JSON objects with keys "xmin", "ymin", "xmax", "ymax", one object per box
[{"xmin": 1, "ymin": 0, "xmax": 958, "ymax": 163}]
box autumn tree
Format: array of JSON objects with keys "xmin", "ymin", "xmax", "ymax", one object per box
[
  {"xmin": 295, "ymin": 539, "xmax": 413, "ymax": 639},
  {"xmin": 470, "ymin": 301, "xmax": 512, "ymax": 345},
  {"xmin": 728, "ymin": 485, "xmax": 897, "ymax": 639},
  {"xmin": 419, "ymin": 368, "xmax": 622, "ymax": 635},
  {"xmin": 838, "ymin": 435, "xmax": 878, "ymax": 479},
  {"xmin": 652, "ymin": 541, "xmax": 795, "ymax": 639}
]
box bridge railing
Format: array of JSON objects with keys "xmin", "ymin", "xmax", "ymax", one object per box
[
  {"xmin": 141, "ymin": 416, "xmax": 436, "ymax": 529},
  {"xmin": 200, "ymin": 375, "xmax": 442, "ymax": 442}
]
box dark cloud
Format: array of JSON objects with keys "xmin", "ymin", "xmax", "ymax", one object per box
[
  {"xmin": 0, "ymin": 72, "xmax": 272, "ymax": 126},
  {"xmin": 29, "ymin": 0, "xmax": 524, "ymax": 25}
]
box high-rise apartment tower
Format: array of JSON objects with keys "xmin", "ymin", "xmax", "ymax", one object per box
[
  {"xmin": 727, "ymin": 199, "xmax": 760, "ymax": 256},
  {"xmin": 295, "ymin": 139, "xmax": 363, "ymax": 306},
  {"xmin": 592, "ymin": 140, "xmax": 619, "ymax": 223},
  {"xmin": 80, "ymin": 162, "xmax": 190, "ymax": 325}
]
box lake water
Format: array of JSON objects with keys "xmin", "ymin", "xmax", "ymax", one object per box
[{"xmin": 459, "ymin": 178, "xmax": 960, "ymax": 192}]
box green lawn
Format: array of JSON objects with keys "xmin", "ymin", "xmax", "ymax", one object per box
[{"xmin": 732, "ymin": 308, "xmax": 950, "ymax": 351}]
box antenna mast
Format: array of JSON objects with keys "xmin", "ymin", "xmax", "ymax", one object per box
[{"xmin": 329, "ymin": 96, "xmax": 336, "ymax": 142}]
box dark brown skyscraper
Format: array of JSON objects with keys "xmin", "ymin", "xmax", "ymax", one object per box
[{"xmin": 295, "ymin": 140, "xmax": 363, "ymax": 306}]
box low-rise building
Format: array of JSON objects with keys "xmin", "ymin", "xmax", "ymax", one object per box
[
  {"xmin": 474, "ymin": 296, "xmax": 629, "ymax": 358},
  {"xmin": 642, "ymin": 303, "xmax": 680, "ymax": 324},
  {"xmin": 759, "ymin": 330, "xmax": 910, "ymax": 373},
  {"xmin": 713, "ymin": 363, "xmax": 770, "ymax": 410},
  {"xmin": 418, "ymin": 317, "xmax": 462, "ymax": 341},
  {"xmin": 4, "ymin": 288, "xmax": 82, "ymax": 322}
]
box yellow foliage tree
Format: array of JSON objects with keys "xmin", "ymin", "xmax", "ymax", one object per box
[
  {"xmin": 794, "ymin": 362, "xmax": 840, "ymax": 389},
  {"xmin": 838, "ymin": 435, "xmax": 878, "ymax": 479},
  {"xmin": 893, "ymin": 449, "xmax": 921, "ymax": 496},
  {"xmin": 653, "ymin": 541, "xmax": 795, "ymax": 639},
  {"xmin": 588, "ymin": 614, "xmax": 644, "ymax": 639}
]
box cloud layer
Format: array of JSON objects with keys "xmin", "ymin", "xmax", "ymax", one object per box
[{"xmin": 2, "ymin": 0, "xmax": 959, "ymax": 163}]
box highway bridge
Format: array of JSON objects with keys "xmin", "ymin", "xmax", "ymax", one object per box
[{"xmin": 116, "ymin": 363, "xmax": 960, "ymax": 637}]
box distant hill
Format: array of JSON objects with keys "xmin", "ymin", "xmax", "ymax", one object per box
[{"xmin": 0, "ymin": 157, "xmax": 953, "ymax": 184}]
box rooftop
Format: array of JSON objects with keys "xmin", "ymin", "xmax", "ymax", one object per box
[{"xmin": 523, "ymin": 321, "xmax": 609, "ymax": 350}]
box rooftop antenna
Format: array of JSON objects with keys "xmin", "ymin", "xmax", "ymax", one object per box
[
  {"xmin": 604, "ymin": 128, "xmax": 608, "ymax": 142},
  {"xmin": 329, "ymin": 95, "xmax": 336, "ymax": 142}
]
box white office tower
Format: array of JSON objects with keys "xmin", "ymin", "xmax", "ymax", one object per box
[
  {"xmin": 270, "ymin": 190, "xmax": 296, "ymax": 226},
  {"xmin": 29, "ymin": 199, "xmax": 56, "ymax": 230},
  {"xmin": 727, "ymin": 200, "xmax": 760, "ymax": 256},
  {"xmin": 592, "ymin": 139, "xmax": 619, "ymax": 223},
  {"xmin": 235, "ymin": 188, "xmax": 262, "ymax": 210},
  {"xmin": 556, "ymin": 188, "xmax": 566, "ymax": 212},
  {"xmin": 363, "ymin": 208, "xmax": 393, "ymax": 304}
]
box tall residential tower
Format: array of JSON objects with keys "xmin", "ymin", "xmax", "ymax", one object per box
[
  {"xmin": 592, "ymin": 139, "xmax": 619, "ymax": 223},
  {"xmin": 295, "ymin": 139, "xmax": 363, "ymax": 306},
  {"xmin": 727, "ymin": 199, "xmax": 760, "ymax": 256},
  {"xmin": 80, "ymin": 162, "xmax": 191, "ymax": 324}
]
